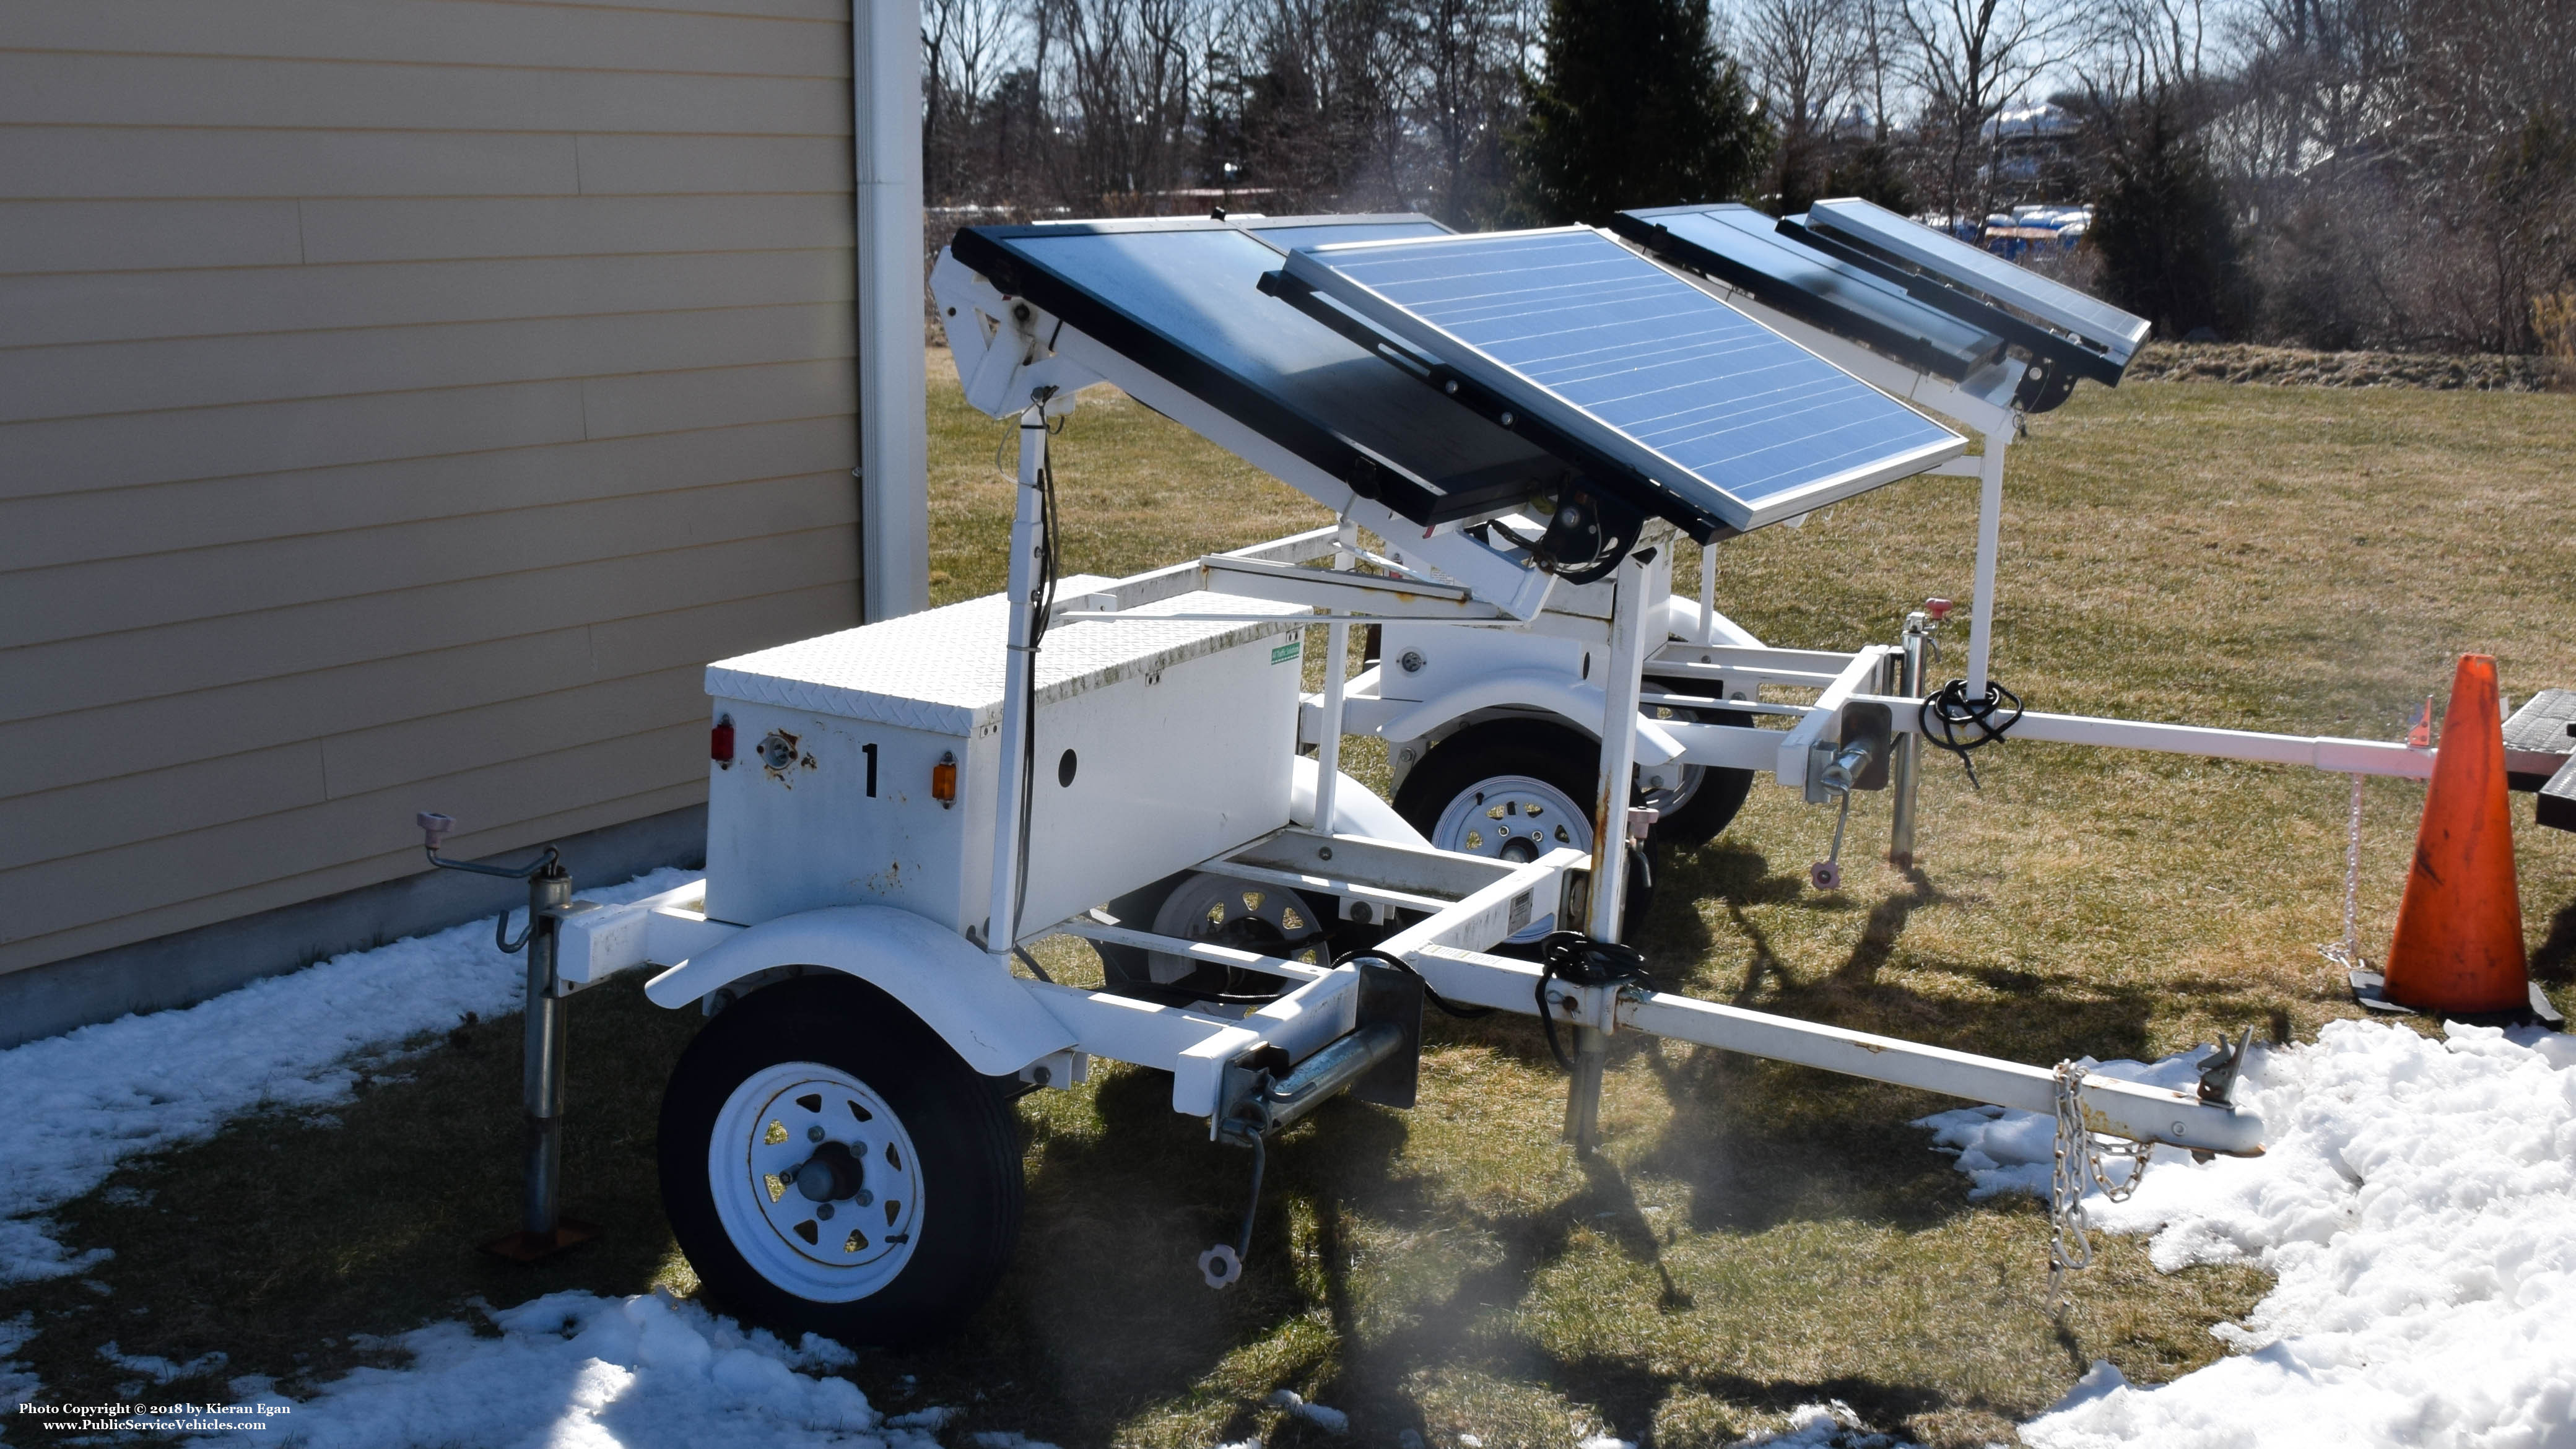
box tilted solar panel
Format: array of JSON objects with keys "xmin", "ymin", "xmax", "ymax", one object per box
[
  {"xmin": 947, "ymin": 215, "xmax": 1567, "ymax": 528},
  {"xmin": 1611, "ymin": 204, "xmax": 2007, "ymax": 382},
  {"xmin": 1806, "ymin": 198, "xmax": 2149, "ymax": 366},
  {"xmin": 1281, "ymin": 228, "xmax": 1965, "ymax": 533}
]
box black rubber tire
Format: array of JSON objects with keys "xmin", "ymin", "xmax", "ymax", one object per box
[
  {"xmin": 1391, "ymin": 718, "xmax": 1656, "ymax": 939},
  {"xmin": 1639, "ymin": 680, "xmax": 1758, "ymax": 848},
  {"xmin": 657, "ymin": 973, "xmax": 1022, "ymax": 1346},
  {"xmin": 1092, "ymin": 872, "xmax": 1347, "ymax": 1000}
]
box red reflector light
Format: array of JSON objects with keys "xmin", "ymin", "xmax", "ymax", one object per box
[{"xmin": 710, "ymin": 718, "xmax": 735, "ymax": 764}]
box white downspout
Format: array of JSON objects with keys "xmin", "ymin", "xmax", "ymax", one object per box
[{"xmin": 855, "ymin": 0, "xmax": 928, "ymax": 622}]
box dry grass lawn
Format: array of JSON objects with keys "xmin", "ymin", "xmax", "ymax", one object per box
[{"xmin": 8, "ymin": 350, "xmax": 2571, "ymax": 1448}]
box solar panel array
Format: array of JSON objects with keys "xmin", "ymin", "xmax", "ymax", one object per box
[
  {"xmin": 1282, "ymin": 228, "xmax": 1962, "ymax": 531},
  {"xmin": 1807, "ymin": 198, "xmax": 2149, "ymax": 363},
  {"xmin": 1614, "ymin": 204, "xmax": 2007, "ymax": 381},
  {"xmin": 951, "ymin": 216, "xmax": 1567, "ymax": 527}
]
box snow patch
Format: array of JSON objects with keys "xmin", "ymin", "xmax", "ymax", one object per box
[
  {"xmin": 0, "ymin": 868, "xmax": 696, "ymax": 1284},
  {"xmin": 1267, "ymin": 1388, "xmax": 1348, "ymax": 1432},
  {"xmin": 194, "ymin": 1290, "xmax": 943, "ymax": 1449},
  {"xmin": 1918, "ymin": 1018, "xmax": 2576, "ymax": 1447},
  {"xmin": 98, "ymin": 1339, "xmax": 228, "ymax": 1385},
  {"xmin": 1729, "ymin": 1401, "xmax": 1920, "ymax": 1448}
]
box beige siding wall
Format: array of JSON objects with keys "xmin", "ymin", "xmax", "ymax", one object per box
[{"xmin": 0, "ymin": 0, "xmax": 861, "ymax": 975}]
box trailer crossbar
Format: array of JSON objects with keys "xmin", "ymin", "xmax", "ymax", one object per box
[{"xmin": 1405, "ymin": 945, "xmax": 2261, "ymax": 1155}]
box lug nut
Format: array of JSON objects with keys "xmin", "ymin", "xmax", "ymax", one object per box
[
  {"xmin": 808, "ymin": 1125, "xmax": 824, "ymax": 1142},
  {"xmin": 816, "ymin": 1203, "xmax": 835, "ymax": 1221}
]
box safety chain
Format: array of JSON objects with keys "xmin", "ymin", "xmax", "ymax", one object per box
[
  {"xmin": 2047, "ymin": 1061, "xmax": 2152, "ymax": 1307},
  {"xmin": 2317, "ymin": 773, "xmax": 2368, "ymax": 978}
]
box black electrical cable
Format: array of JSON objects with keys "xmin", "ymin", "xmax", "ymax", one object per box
[
  {"xmin": 1532, "ymin": 931, "xmax": 1653, "ymax": 1070},
  {"xmin": 1347, "ymin": 951, "xmax": 1494, "ymax": 1019},
  {"xmin": 1919, "ymin": 676, "xmax": 2023, "ymax": 790}
]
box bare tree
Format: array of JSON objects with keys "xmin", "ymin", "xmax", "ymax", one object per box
[
  {"xmin": 1738, "ymin": 0, "xmax": 1869, "ymax": 209},
  {"xmin": 1891, "ymin": 0, "xmax": 2082, "ymax": 225}
]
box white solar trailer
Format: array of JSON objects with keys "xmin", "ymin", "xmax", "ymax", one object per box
[{"xmin": 539, "ymin": 212, "xmax": 2271, "ymax": 1347}]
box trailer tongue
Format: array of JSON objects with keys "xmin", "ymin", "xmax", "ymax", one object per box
[{"xmin": 516, "ymin": 212, "xmax": 2267, "ymax": 1345}]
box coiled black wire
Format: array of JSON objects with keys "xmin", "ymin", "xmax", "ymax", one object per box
[
  {"xmin": 1919, "ymin": 677, "xmax": 2023, "ymax": 790},
  {"xmin": 1533, "ymin": 931, "xmax": 1652, "ymax": 1069}
]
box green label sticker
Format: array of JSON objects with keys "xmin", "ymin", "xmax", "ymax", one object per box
[{"xmin": 1271, "ymin": 642, "xmax": 1302, "ymax": 664}]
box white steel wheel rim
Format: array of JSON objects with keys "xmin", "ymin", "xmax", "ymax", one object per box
[
  {"xmin": 708, "ymin": 1061, "xmax": 926, "ymax": 1303},
  {"xmin": 1146, "ymin": 872, "xmax": 1330, "ymax": 985},
  {"xmin": 1640, "ymin": 702, "xmax": 1708, "ymax": 817},
  {"xmin": 1430, "ymin": 773, "xmax": 1590, "ymax": 943}
]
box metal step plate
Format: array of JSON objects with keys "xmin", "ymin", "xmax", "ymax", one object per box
[{"xmin": 2505, "ymin": 687, "xmax": 2576, "ymax": 791}]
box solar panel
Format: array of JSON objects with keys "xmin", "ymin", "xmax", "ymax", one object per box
[
  {"xmin": 1805, "ymin": 198, "xmax": 2149, "ymax": 365},
  {"xmin": 1280, "ymin": 228, "xmax": 1965, "ymax": 533},
  {"xmin": 949, "ymin": 215, "xmax": 1567, "ymax": 527},
  {"xmin": 1612, "ymin": 204, "xmax": 2007, "ymax": 382}
]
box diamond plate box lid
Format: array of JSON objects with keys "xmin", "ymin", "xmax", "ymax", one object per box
[{"xmin": 704, "ymin": 578, "xmax": 1311, "ymax": 737}]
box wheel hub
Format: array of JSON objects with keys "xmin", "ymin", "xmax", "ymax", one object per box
[{"xmin": 791, "ymin": 1139, "xmax": 865, "ymax": 1203}]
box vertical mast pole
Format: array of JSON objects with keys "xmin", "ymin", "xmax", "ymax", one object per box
[
  {"xmin": 1311, "ymin": 518, "xmax": 1357, "ymax": 835},
  {"xmin": 1567, "ymin": 549, "xmax": 1651, "ymax": 1152},
  {"xmin": 1965, "ymin": 433, "xmax": 2008, "ymax": 697},
  {"xmin": 984, "ymin": 404, "xmax": 1048, "ymax": 962}
]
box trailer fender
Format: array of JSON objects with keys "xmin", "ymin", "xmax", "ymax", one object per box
[
  {"xmin": 644, "ymin": 905, "xmax": 1077, "ymax": 1076},
  {"xmin": 1375, "ymin": 668, "xmax": 1686, "ymax": 766},
  {"xmin": 1290, "ymin": 755, "xmax": 1429, "ymax": 846}
]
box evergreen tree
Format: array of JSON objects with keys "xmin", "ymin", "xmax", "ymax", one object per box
[
  {"xmin": 2091, "ymin": 99, "xmax": 2253, "ymax": 339},
  {"xmin": 1518, "ymin": 0, "xmax": 1773, "ymax": 225}
]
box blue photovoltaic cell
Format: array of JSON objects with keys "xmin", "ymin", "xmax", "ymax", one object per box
[{"xmin": 1285, "ymin": 228, "xmax": 1960, "ymax": 528}]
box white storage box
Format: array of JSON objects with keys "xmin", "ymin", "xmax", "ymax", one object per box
[{"xmin": 702, "ymin": 580, "xmax": 1310, "ymax": 939}]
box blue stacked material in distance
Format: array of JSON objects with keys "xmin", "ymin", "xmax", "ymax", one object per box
[{"xmin": 1281, "ymin": 227, "xmax": 1965, "ymax": 533}]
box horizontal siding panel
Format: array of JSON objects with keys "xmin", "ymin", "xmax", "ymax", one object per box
[
  {"xmin": 575, "ymin": 133, "xmax": 850, "ymax": 195},
  {"xmin": 0, "ymin": 726, "xmax": 705, "ymax": 949},
  {"xmin": 0, "ymin": 583, "xmax": 848, "ymax": 798},
  {"xmin": 0, "ymin": 54, "xmax": 848, "ymax": 136},
  {"xmin": 0, "ymin": 778, "xmax": 708, "ymax": 979},
  {"xmin": 0, "ymin": 200, "xmax": 302, "ymax": 275},
  {"xmin": 298, "ymin": 193, "xmax": 851, "ymax": 263},
  {"xmin": 0, "ymin": 416, "xmax": 853, "ymax": 570},
  {"xmin": 0, "ymin": 742, "xmax": 324, "ymax": 873},
  {"xmin": 2, "ymin": 471, "xmax": 857, "ymax": 648},
  {"xmin": 0, "ymin": 0, "xmax": 846, "ymax": 79},
  {"xmin": 585, "ymin": 577, "xmax": 855, "ymax": 682},
  {"xmin": 0, "ymin": 127, "xmax": 578, "ymax": 201},
  {"xmin": 583, "ymin": 356, "xmax": 853, "ymax": 438},
  {"xmin": 0, "ymin": 248, "xmax": 852, "ymax": 351},
  {"xmin": 0, "ymin": 379, "xmax": 587, "ymax": 500},
  {"xmin": 0, "ymin": 301, "xmax": 853, "ymax": 424},
  {"xmin": 0, "ymin": 526, "xmax": 857, "ymax": 723},
  {"xmin": 321, "ymin": 663, "xmax": 705, "ymax": 798}
]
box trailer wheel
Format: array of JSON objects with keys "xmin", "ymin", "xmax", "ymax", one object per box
[
  {"xmin": 1093, "ymin": 872, "xmax": 1334, "ymax": 998},
  {"xmin": 1637, "ymin": 682, "xmax": 1757, "ymax": 848},
  {"xmin": 1392, "ymin": 718, "xmax": 1655, "ymax": 942},
  {"xmin": 658, "ymin": 973, "xmax": 1020, "ymax": 1346}
]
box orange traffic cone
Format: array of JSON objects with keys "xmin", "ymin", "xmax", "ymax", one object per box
[{"xmin": 2357, "ymin": 654, "xmax": 2556, "ymax": 1024}]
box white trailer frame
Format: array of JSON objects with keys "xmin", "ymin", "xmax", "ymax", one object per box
[{"xmin": 550, "ymin": 328, "xmax": 2268, "ymax": 1164}]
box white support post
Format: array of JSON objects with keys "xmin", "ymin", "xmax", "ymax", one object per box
[
  {"xmin": 1964, "ymin": 432, "xmax": 2008, "ymax": 697},
  {"xmin": 1566, "ymin": 550, "xmax": 1651, "ymax": 1152},
  {"xmin": 983, "ymin": 406, "xmax": 1048, "ymax": 961},
  {"xmin": 854, "ymin": 0, "xmax": 926, "ymax": 622},
  {"xmin": 1698, "ymin": 539, "xmax": 1717, "ymax": 645},
  {"xmin": 1312, "ymin": 520, "xmax": 1357, "ymax": 836}
]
